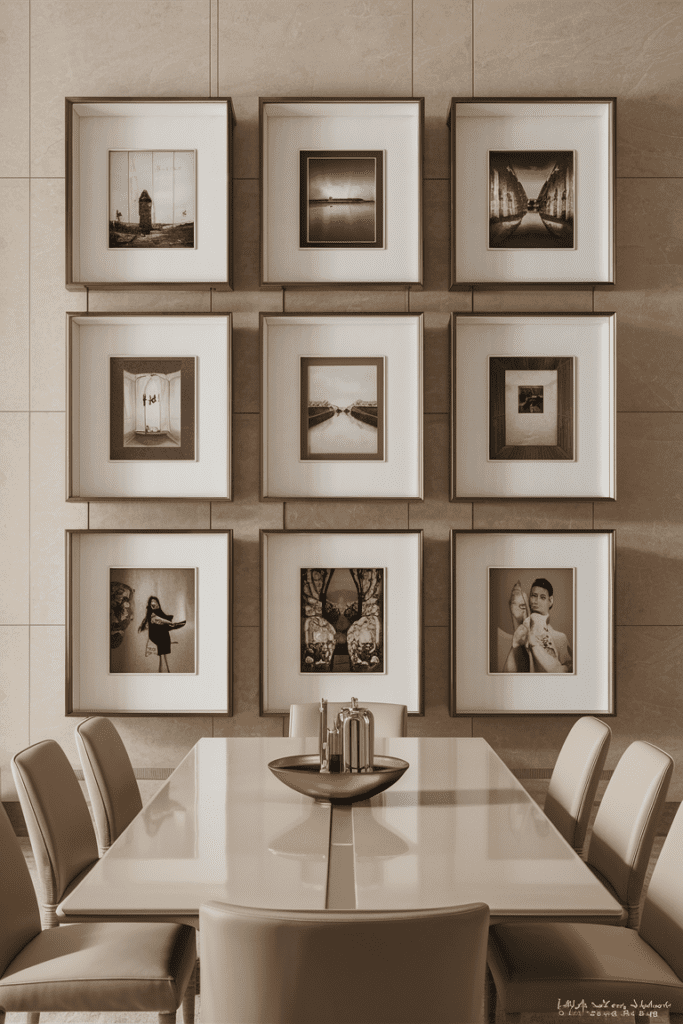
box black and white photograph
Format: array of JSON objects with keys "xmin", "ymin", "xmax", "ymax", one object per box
[
  {"xmin": 488, "ymin": 150, "xmax": 574, "ymax": 249},
  {"xmin": 109, "ymin": 566, "xmax": 196, "ymax": 674},
  {"xmin": 109, "ymin": 150, "xmax": 196, "ymax": 248},
  {"xmin": 299, "ymin": 150, "xmax": 384, "ymax": 248},
  {"xmin": 300, "ymin": 357, "xmax": 384, "ymax": 461},
  {"xmin": 109, "ymin": 356, "xmax": 196, "ymax": 461},
  {"xmin": 489, "ymin": 567, "xmax": 575, "ymax": 675},
  {"xmin": 301, "ymin": 568, "xmax": 384, "ymax": 673},
  {"xmin": 489, "ymin": 356, "xmax": 574, "ymax": 461}
]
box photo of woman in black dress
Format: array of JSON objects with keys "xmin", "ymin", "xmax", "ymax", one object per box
[{"xmin": 138, "ymin": 596, "xmax": 186, "ymax": 672}]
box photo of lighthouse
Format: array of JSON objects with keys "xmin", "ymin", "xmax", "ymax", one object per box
[{"xmin": 108, "ymin": 150, "xmax": 196, "ymax": 248}]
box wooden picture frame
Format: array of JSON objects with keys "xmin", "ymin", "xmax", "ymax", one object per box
[
  {"xmin": 261, "ymin": 313, "xmax": 423, "ymax": 499},
  {"xmin": 67, "ymin": 312, "xmax": 232, "ymax": 501},
  {"xmin": 260, "ymin": 530, "xmax": 423, "ymax": 715},
  {"xmin": 260, "ymin": 97, "xmax": 423, "ymax": 287},
  {"xmin": 66, "ymin": 97, "xmax": 235, "ymax": 290},
  {"xmin": 452, "ymin": 313, "xmax": 616, "ymax": 500},
  {"xmin": 448, "ymin": 98, "xmax": 616, "ymax": 287},
  {"xmin": 450, "ymin": 529, "xmax": 615, "ymax": 716},
  {"xmin": 66, "ymin": 529, "xmax": 233, "ymax": 716}
]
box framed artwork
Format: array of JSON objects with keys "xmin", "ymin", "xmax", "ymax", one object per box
[
  {"xmin": 66, "ymin": 97, "xmax": 234, "ymax": 289},
  {"xmin": 261, "ymin": 314, "xmax": 422, "ymax": 499},
  {"xmin": 452, "ymin": 313, "xmax": 616, "ymax": 500},
  {"xmin": 67, "ymin": 312, "xmax": 231, "ymax": 501},
  {"xmin": 299, "ymin": 150, "xmax": 384, "ymax": 249},
  {"xmin": 451, "ymin": 530, "xmax": 615, "ymax": 716},
  {"xmin": 260, "ymin": 98, "xmax": 423, "ymax": 286},
  {"xmin": 448, "ymin": 98, "xmax": 615, "ymax": 286},
  {"xmin": 66, "ymin": 530, "xmax": 232, "ymax": 715},
  {"xmin": 108, "ymin": 150, "xmax": 197, "ymax": 249},
  {"xmin": 261, "ymin": 530, "xmax": 423, "ymax": 714}
]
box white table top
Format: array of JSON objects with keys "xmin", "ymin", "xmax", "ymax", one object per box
[{"xmin": 58, "ymin": 736, "xmax": 622, "ymax": 922}]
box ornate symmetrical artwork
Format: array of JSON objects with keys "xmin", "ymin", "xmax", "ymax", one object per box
[{"xmin": 301, "ymin": 568, "xmax": 384, "ymax": 673}]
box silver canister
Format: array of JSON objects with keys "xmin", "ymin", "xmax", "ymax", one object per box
[{"xmin": 337, "ymin": 697, "xmax": 374, "ymax": 773}]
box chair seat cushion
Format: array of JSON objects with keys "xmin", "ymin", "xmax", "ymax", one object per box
[
  {"xmin": 488, "ymin": 921, "xmax": 683, "ymax": 1014},
  {"xmin": 0, "ymin": 921, "xmax": 195, "ymax": 1013}
]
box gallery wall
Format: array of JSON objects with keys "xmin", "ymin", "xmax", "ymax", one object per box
[{"xmin": 1, "ymin": 0, "xmax": 682, "ymax": 801}]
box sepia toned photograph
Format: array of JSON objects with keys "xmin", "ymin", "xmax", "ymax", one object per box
[
  {"xmin": 301, "ymin": 567, "xmax": 384, "ymax": 673},
  {"xmin": 109, "ymin": 566, "xmax": 196, "ymax": 674},
  {"xmin": 518, "ymin": 385, "xmax": 543, "ymax": 414},
  {"xmin": 489, "ymin": 567, "xmax": 575, "ymax": 675},
  {"xmin": 109, "ymin": 357, "xmax": 196, "ymax": 462},
  {"xmin": 489, "ymin": 356, "xmax": 574, "ymax": 461},
  {"xmin": 489, "ymin": 150, "xmax": 574, "ymax": 249},
  {"xmin": 299, "ymin": 150, "xmax": 384, "ymax": 248},
  {"xmin": 300, "ymin": 357, "xmax": 384, "ymax": 461},
  {"xmin": 109, "ymin": 150, "xmax": 196, "ymax": 248}
]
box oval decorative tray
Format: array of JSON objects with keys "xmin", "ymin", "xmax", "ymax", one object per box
[{"xmin": 268, "ymin": 754, "xmax": 409, "ymax": 803}]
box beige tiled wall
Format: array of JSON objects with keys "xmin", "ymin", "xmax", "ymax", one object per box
[{"xmin": 2, "ymin": 0, "xmax": 682, "ymax": 799}]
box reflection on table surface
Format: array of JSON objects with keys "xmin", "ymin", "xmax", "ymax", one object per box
[
  {"xmin": 58, "ymin": 737, "xmax": 622, "ymax": 921},
  {"xmin": 354, "ymin": 738, "xmax": 622, "ymax": 918},
  {"xmin": 60, "ymin": 737, "xmax": 329, "ymax": 918}
]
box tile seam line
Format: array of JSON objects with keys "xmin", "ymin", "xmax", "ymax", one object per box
[{"xmin": 28, "ymin": 0, "xmax": 32, "ymax": 745}]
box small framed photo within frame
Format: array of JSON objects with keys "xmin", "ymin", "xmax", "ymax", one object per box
[
  {"xmin": 66, "ymin": 529, "xmax": 232, "ymax": 715},
  {"xmin": 448, "ymin": 98, "xmax": 615, "ymax": 286},
  {"xmin": 262, "ymin": 314, "xmax": 422, "ymax": 499},
  {"xmin": 451, "ymin": 530, "xmax": 615, "ymax": 716},
  {"xmin": 67, "ymin": 313, "xmax": 231, "ymax": 501},
  {"xmin": 260, "ymin": 98, "xmax": 423, "ymax": 286},
  {"xmin": 66, "ymin": 98, "xmax": 235, "ymax": 289},
  {"xmin": 261, "ymin": 530, "xmax": 423, "ymax": 715},
  {"xmin": 452, "ymin": 313, "xmax": 616, "ymax": 500}
]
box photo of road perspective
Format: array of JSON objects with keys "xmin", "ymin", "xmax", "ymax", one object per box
[
  {"xmin": 109, "ymin": 150, "xmax": 196, "ymax": 248},
  {"xmin": 300, "ymin": 150, "xmax": 384, "ymax": 248},
  {"xmin": 300, "ymin": 357, "xmax": 383, "ymax": 460},
  {"xmin": 489, "ymin": 151, "xmax": 574, "ymax": 248},
  {"xmin": 301, "ymin": 568, "xmax": 384, "ymax": 673}
]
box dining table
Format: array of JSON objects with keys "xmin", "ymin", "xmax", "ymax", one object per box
[{"xmin": 57, "ymin": 736, "xmax": 623, "ymax": 925}]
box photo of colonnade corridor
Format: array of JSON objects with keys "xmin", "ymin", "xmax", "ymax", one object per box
[{"xmin": 489, "ymin": 150, "xmax": 574, "ymax": 248}]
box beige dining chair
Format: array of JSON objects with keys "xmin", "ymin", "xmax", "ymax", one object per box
[
  {"xmin": 12, "ymin": 739, "xmax": 100, "ymax": 929},
  {"xmin": 75, "ymin": 716, "xmax": 143, "ymax": 855},
  {"xmin": 289, "ymin": 700, "xmax": 408, "ymax": 738},
  {"xmin": 0, "ymin": 799, "xmax": 196, "ymax": 1024},
  {"xmin": 199, "ymin": 900, "xmax": 490, "ymax": 1024},
  {"xmin": 544, "ymin": 715, "xmax": 611, "ymax": 855},
  {"xmin": 583, "ymin": 739, "xmax": 674, "ymax": 928},
  {"xmin": 488, "ymin": 794, "xmax": 683, "ymax": 1023}
]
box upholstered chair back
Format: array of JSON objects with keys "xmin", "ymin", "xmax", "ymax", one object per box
[
  {"xmin": 12, "ymin": 739, "xmax": 99, "ymax": 926},
  {"xmin": 200, "ymin": 901, "xmax": 489, "ymax": 1024},
  {"xmin": 586, "ymin": 739, "xmax": 673, "ymax": 920},
  {"xmin": 544, "ymin": 716, "xmax": 611, "ymax": 853},
  {"xmin": 76, "ymin": 716, "xmax": 142, "ymax": 853},
  {"xmin": 0, "ymin": 801, "xmax": 41, "ymax": 978},
  {"xmin": 639, "ymin": 798, "xmax": 683, "ymax": 978}
]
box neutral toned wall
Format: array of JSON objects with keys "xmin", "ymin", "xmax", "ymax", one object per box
[{"xmin": 1, "ymin": 0, "xmax": 682, "ymax": 800}]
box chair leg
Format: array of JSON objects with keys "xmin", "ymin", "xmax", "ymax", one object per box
[
  {"xmin": 158, "ymin": 1014, "xmax": 176, "ymax": 1023},
  {"xmin": 27, "ymin": 1014, "xmax": 40, "ymax": 1023},
  {"xmin": 182, "ymin": 962, "xmax": 197, "ymax": 1024},
  {"xmin": 195, "ymin": 955, "xmax": 200, "ymax": 994}
]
